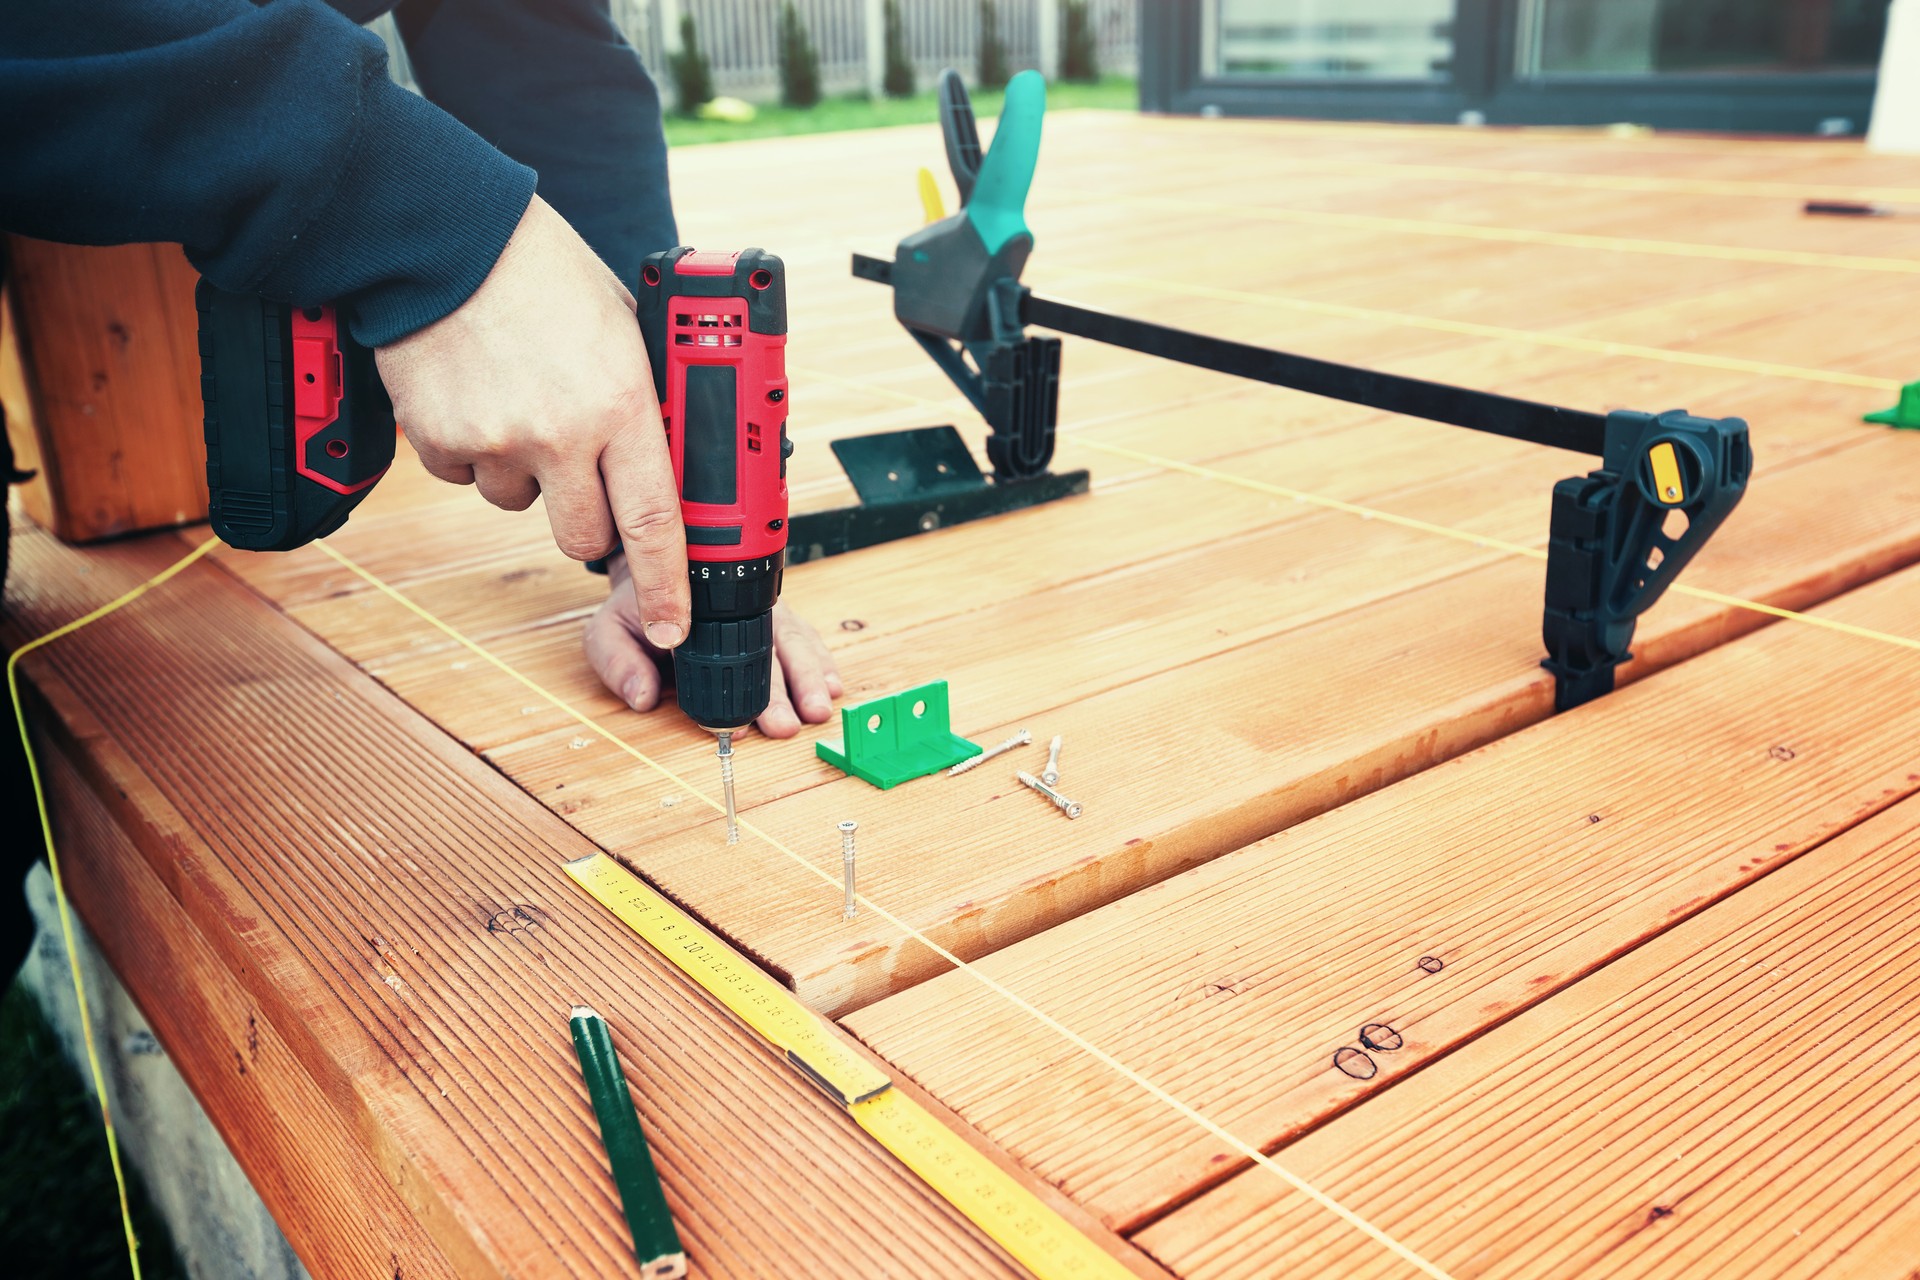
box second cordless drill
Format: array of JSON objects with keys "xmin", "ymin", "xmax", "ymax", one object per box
[{"xmin": 635, "ymin": 247, "xmax": 792, "ymax": 841}]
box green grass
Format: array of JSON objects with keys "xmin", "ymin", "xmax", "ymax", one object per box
[
  {"xmin": 662, "ymin": 75, "xmax": 1136, "ymax": 146},
  {"xmin": 0, "ymin": 979, "xmax": 181, "ymax": 1280}
]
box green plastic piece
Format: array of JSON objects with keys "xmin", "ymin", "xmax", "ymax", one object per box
[
  {"xmin": 1865, "ymin": 380, "xmax": 1920, "ymax": 430},
  {"xmin": 967, "ymin": 70, "xmax": 1045, "ymax": 255},
  {"xmin": 815, "ymin": 681, "xmax": 978, "ymax": 789}
]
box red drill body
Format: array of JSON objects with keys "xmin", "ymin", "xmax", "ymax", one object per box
[{"xmin": 636, "ymin": 247, "xmax": 792, "ymax": 732}]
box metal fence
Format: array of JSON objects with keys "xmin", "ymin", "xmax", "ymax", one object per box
[{"xmin": 615, "ymin": 0, "xmax": 1136, "ymax": 103}]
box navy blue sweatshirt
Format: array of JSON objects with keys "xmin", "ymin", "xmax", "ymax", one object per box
[{"xmin": 0, "ymin": 0, "xmax": 677, "ymax": 346}]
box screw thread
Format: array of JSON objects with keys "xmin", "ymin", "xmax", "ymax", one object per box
[
  {"xmin": 1017, "ymin": 770, "xmax": 1084, "ymax": 820},
  {"xmin": 948, "ymin": 729, "xmax": 1032, "ymax": 776}
]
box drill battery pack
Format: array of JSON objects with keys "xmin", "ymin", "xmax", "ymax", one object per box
[{"xmin": 197, "ymin": 283, "xmax": 395, "ymax": 551}]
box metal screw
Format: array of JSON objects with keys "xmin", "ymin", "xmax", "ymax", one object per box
[
  {"xmin": 949, "ymin": 729, "xmax": 1032, "ymax": 775},
  {"xmin": 1042, "ymin": 734, "xmax": 1063, "ymax": 787},
  {"xmin": 838, "ymin": 820, "xmax": 858, "ymax": 919},
  {"xmin": 1017, "ymin": 770, "xmax": 1083, "ymax": 819},
  {"xmin": 717, "ymin": 731, "xmax": 739, "ymax": 845}
]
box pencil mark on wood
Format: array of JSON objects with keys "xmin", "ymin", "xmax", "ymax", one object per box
[
  {"xmin": 487, "ymin": 905, "xmax": 540, "ymax": 935},
  {"xmin": 1359, "ymin": 1023, "xmax": 1403, "ymax": 1052},
  {"xmin": 1417, "ymin": 956, "xmax": 1444, "ymax": 974},
  {"xmin": 247, "ymin": 1013, "xmax": 258, "ymax": 1063},
  {"xmin": 1333, "ymin": 1047, "xmax": 1376, "ymax": 1080},
  {"xmin": 1770, "ymin": 745, "xmax": 1796, "ymax": 761}
]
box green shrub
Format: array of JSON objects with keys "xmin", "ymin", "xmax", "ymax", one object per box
[
  {"xmin": 670, "ymin": 14, "xmax": 713, "ymax": 116},
  {"xmin": 779, "ymin": 2, "xmax": 822, "ymax": 108},
  {"xmin": 978, "ymin": 0, "xmax": 1008, "ymax": 89},
  {"xmin": 882, "ymin": 0, "xmax": 915, "ymax": 98},
  {"xmin": 1062, "ymin": 0, "xmax": 1099, "ymax": 82}
]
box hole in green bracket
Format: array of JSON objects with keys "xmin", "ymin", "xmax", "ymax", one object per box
[{"xmin": 816, "ymin": 680, "xmax": 979, "ymax": 790}]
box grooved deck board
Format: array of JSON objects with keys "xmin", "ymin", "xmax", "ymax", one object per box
[
  {"xmin": 5, "ymin": 523, "xmax": 1050, "ymax": 1279},
  {"xmin": 15, "ymin": 114, "xmax": 1920, "ymax": 1277},
  {"xmin": 1133, "ymin": 794, "xmax": 1920, "ymax": 1280},
  {"xmin": 35, "ymin": 728, "xmax": 462, "ymax": 1280},
  {"xmin": 188, "ymin": 115, "xmax": 1920, "ymax": 1023},
  {"xmin": 842, "ymin": 564, "xmax": 1920, "ymax": 1233}
]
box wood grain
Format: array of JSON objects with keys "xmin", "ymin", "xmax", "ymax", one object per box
[
  {"xmin": 186, "ymin": 114, "xmax": 1920, "ymax": 1024},
  {"xmin": 1134, "ymin": 793, "xmax": 1920, "ymax": 1280},
  {"xmin": 842, "ymin": 564, "xmax": 1920, "ymax": 1233},
  {"xmin": 3, "ymin": 237, "xmax": 207, "ymax": 541},
  {"xmin": 5, "ymin": 522, "xmax": 1065, "ymax": 1279},
  {"xmin": 32, "ymin": 719, "xmax": 462, "ymax": 1280}
]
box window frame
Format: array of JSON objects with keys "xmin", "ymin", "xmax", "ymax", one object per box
[{"xmin": 1139, "ymin": 0, "xmax": 1884, "ymax": 134}]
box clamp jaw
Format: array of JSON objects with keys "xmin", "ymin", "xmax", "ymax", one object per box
[
  {"xmin": 1542, "ymin": 409, "xmax": 1752, "ymax": 709},
  {"xmin": 792, "ymin": 69, "xmax": 1087, "ymax": 564}
]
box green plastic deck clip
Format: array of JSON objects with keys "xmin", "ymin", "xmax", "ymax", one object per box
[
  {"xmin": 815, "ymin": 681, "xmax": 978, "ymax": 789},
  {"xmin": 1865, "ymin": 380, "xmax": 1920, "ymax": 430}
]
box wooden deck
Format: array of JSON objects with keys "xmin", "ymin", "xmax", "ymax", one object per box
[{"xmin": 10, "ymin": 112, "xmax": 1920, "ymax": 1278}]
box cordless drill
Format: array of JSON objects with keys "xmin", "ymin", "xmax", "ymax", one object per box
[{"xmin": 635, "ymin": 248, "xmax": 792, "ymax": 841}]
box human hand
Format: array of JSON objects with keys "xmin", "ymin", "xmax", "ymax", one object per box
[
  {"xmin": 375, "ymin": 195, "xmax": 691, "ymax": 647},
  {"xmin": 584, "ymin": 556, "xmax": 844, "ymax": 737}
]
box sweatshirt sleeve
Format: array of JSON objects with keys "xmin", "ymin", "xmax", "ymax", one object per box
[
  {"xmin": 396, "ymin": 0, "xmax": 677, "ymax": 292},
  {"xmin": 0, "ymin": 0, "xmax": 537, "ymax": 346}
]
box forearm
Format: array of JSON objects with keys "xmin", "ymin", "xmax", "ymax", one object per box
[{"xmin": 0, "ymin": 0, "xmax": 536, "ymax": 344}]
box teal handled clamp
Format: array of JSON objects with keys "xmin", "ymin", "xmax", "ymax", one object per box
[{"xmin": 787, "ymin": 69, "xmax": 1089, "ymax": 566}]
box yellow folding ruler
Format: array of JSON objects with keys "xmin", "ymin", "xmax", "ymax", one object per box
[{"xmin": 565, "ymin": 853, "xmax": 1133, "ymax": 1280}]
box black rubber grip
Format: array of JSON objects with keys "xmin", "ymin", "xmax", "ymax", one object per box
[{"xmin": 673, "ymin": 611, "xmax": 774, "ymax": 730}]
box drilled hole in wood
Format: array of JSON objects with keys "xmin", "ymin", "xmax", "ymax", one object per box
[
  {"xmin": 1333, "ymin": 1047, "xmax": 1376, "ymax": 1080},
  {"xmin": 1417, "ymin": 956, "xmax": 1444, "ymax": 974},
  {"xmin": 1359, "ymin": 1023, "xmax": 1403, "ymax": 1052}
]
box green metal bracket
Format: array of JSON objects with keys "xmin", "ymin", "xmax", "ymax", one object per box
[
  {"xmin": 1865, "ymin": 380, "xmax": 1920, "ymax": 430},
  {"xmin": 815, "ymin": 681, "xmax": 978, "ymax": 789}
]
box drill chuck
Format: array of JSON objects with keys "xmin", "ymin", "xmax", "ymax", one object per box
[{"xmin": 674, "ymin": 612, "xmax": 775, "ymax": 731}]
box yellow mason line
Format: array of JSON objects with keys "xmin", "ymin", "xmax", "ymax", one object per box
[
  {"xmin": 1118, "ymin": 194, "xmax": 1920, "ymax": 275},
  {"xmin": 1056, "ymin": 270, "xmax": 1901, "ymax": 392},
  {"xmin": 1188, "ymin": 155, "xmax": 1920, "ymax": 204}
]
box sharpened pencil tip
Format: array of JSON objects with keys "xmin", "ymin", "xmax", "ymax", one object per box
[{"xmin": 571, "ymin": 1004, "xmax": 599, "ymax": 1021}]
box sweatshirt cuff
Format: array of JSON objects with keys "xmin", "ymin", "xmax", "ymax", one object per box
[{"xmin": 253, "ymin": 63, "xmax": 537, "ymax": 348}]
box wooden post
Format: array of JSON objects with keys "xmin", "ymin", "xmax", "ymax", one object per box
[{"xmin": 2, "ymin": 236, "xmax": 208, "ymax": 543}]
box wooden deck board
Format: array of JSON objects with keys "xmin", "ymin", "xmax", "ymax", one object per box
[
  {"xmin": 1133, "ymin": 793, "xmax": 1920, "ymax": 1280},
  {"xmin": 7, "ymin": 525, "xmax": 1059, "ymax": 1279},
  {"xmin": 186, "ymin": 115, "xmax": 1920, "ymax": 1024},
  {"xmin": 842, "ymin": 564, "xmax": 1920, "ymax": 1233},
  {"xmin": 14, "ymin": 113, "xmax": 1920, "ymax": 1276}
]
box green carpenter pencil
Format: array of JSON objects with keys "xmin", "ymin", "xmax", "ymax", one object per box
[{"xmin": 569, "ymin": 1006, "xmax": 687, "ymax": 1279}]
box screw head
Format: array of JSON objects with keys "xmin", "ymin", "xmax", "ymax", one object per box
[{"xmin": 838, "ymin": 820, "xmax": 859, "ymax": 833}]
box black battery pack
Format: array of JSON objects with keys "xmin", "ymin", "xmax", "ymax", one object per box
[{"xmin": 196, "ymin": 282, "xmax": 395, "ymax": 551}]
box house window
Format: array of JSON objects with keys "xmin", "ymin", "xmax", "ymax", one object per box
[
  {"xmin": 1518, "ymin": 0, "xmax": 1891, "ymax": 78},
  {"xmin": 1206, "ymin": 0, "xmax": 1456, "ymax": 80}
]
